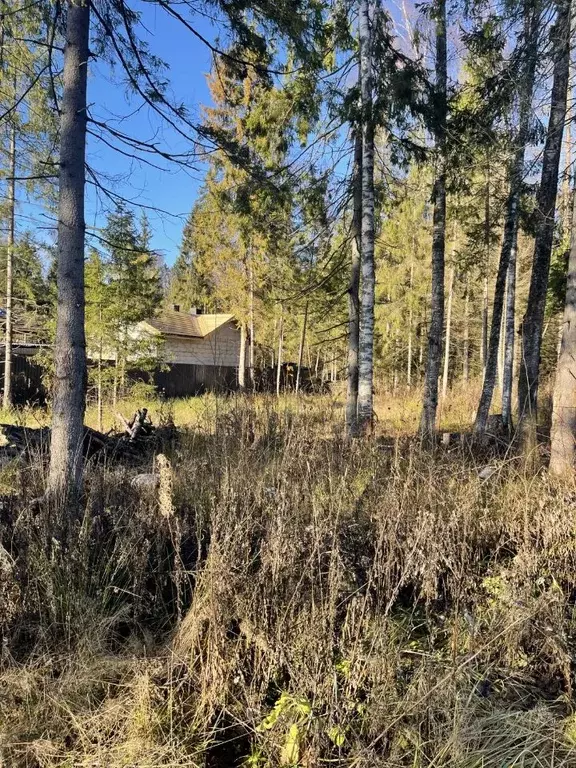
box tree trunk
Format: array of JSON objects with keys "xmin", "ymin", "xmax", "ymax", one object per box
[
  {"xmin": 407, "ymin": 260, "xmax": 414, "ymax": 387},
  {"xmin": 475, "ymin": 213, "xmax": 516, "ymax": 432},
  {"xmin": 498, "ymin": 307, "xmax": 505, "ymax": 394},
  {"xmin": 562, "ymin": 115, "xmax": 572, "ymax": 234},
  {"xmin": 419, "ymin": 311, "xmax": 425, "ymax": 369},
  {"xmin": 481, "ymin": 162, "xmax": 492, "ymax": 377},
  {"xmin": 3, "ymin": 122, "xmax": 15, "ymax": 411},
  {"xmin": 238, "ymin": 322, "xmax": 246, "ymax": 390},
  {"xmin": 419, "ymin": 0, "xmax": 447, "ymax": 440},
  {"xmin": 97, "ymin": 348, "xmax": 103, "ymax": 434},
  {"xmin": 249, "ymin": 261, "xmax": 255, "ymax": 388},
  {"xmin": 550, "ymin": 186, "xmax": 576, "ymax": 474},
  {"xmin": 463, "ymin": 277, "xmax": 470, "ymax": 382},
  {"xmin": 276, "ymin": 307, "xmax": 283, "ymax": 398},
  {"xmin": 518, "ymin": 0, "xmax": 572, "ymax": 453},
  {"xmin": 296, "ymin": 301, "xmax": 308, "ymax": 394},
  {"xmin": 357, "ymin": 0, "xmax": 376, "ymax": 433},
  {"xmin": 346, "ymin": 131, "xmax": 362, "ymax": 435},
  {"xmin": 481, "ymin": 276, "xmax": 488, "ymax": 374},
  {"xmin": 112, "ymin": 355, "xmax": 118, "ymax": 409},
  {"xmin": 47, "ymin": 0, "xmax": 90, "ymax": 500},
  {"xmin": 502, "ymin": 238, "xmax": 517, "ymax": 429},
  {"xmin": 442, "ymin": 266, "xmax": 454, "ymax": 400},
  {"xmin": 562, "ymin": 46, "xmax": 574, "ymax": 234},
  {"xmin": 475, "ymin": 0, "xmax": 538, "ymax": 435}
]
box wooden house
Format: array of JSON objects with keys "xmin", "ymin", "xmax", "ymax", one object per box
[{"xmin": 137, "ymin": 306, "xmax": 243, "ymax": 397}]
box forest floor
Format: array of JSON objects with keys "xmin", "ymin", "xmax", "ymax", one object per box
[{"xmin": 2, "ymin": 384, "xmax": 576, "ymax": 768}]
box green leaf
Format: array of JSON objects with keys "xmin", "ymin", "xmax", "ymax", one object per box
[
  {"xmin": 281, "ymin": 723, "xmax": 300, "ymax": 765},
  {"xmin": 328, "ymin": 725, "xmax": 347, "ymax": 747}
]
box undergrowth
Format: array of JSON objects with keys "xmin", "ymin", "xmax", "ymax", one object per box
[{"xmin": 2, "ymin": 393, "xmax": 576, "ymax": 767}]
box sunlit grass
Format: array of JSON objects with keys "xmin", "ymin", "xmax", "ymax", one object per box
[{"xmin": 1, "ymin": 383, "xmax": 575, "ymax": 767}]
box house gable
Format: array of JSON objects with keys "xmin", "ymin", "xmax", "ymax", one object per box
[
  {"xmin": 162, "ymin": 320, "xmax": 241, "ymax": 367},
  {"xmin": 137, "ymin": 312, "xmax": 242, "ymax": 369}
]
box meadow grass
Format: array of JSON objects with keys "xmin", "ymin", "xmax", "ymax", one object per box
[{"xmin": 1, "ymin": 386, "xmax": 575, "ymax": 767}]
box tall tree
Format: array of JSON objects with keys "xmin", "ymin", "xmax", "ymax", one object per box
[
  {"xmin": 518, "ymin": 0, "xmax": 572, "ymax": 452},
  {"xmin": 47, "ymin": 0, "xmax": 90, "ymax": 500},
  {"xmin": 103, "ymin": 204, "xmax": 162, "ymax": 396},
  {"xmin": 357, "ymin": 0, "xmax": 376, "ymax": 433},
  {"xmin": 474, "ymin": 1, "xmax": 539, "ymax": 434},
  {"xmin": 167, "ymin": 211, "xmax": 211, "ymax": 311},
  {"xmin": 346, "ymin": 132, "xmax": 362, "ymax": 435},
  {"xmin": 3, "ymin": 122, "xmax": 15, "ymax": 411},
  {"xmin": 441, "ymin": 265, "xmax": 454, "ymax": 399},
  {"xmin": 85, "ymin": 248, "xmax": 109, "ymax": 432},
  {"xmin": 550, "ymin": 180, "xmax": 576, "ymax": 475},
  {"xmin": 0, "ymin": 1, "xmax": 59, "ymax": 408},
  {"xmin": 419, "ymin": 0, "xmax": 447, "ymax": 439}
]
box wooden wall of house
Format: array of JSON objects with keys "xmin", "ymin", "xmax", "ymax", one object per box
[
  {"xmin": 130, "ymin": 363, "xmax": 238, "ymax": 398},
  {"xmin": 0, "ymin": 354, "xmax": 47, "ymax": 405},
  {"xmin": 163, "ymin": 323, "xmax": 242, "ymax": 368}
]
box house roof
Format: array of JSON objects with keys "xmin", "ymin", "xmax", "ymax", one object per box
[{"xmin": 142, "ymin": 310, "xmax": 235, "ymax": 339}]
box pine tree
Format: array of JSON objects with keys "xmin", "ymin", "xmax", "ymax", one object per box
[{"xmin": 474, "ymin": 0, "xmax": 540, "ymax": 435}]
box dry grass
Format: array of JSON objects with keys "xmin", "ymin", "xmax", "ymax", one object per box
[{"xmin": 2, "ymin": 390, "xmax": 576, "ymax": 767}]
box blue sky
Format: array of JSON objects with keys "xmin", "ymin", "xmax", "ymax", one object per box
[
  {"xmin": 79, "ymin": 1, "xmax": 423, "ymax": 268},
  {"xmin": 86, "ymin": 2, "xmax": 219, "ymax": 266}
]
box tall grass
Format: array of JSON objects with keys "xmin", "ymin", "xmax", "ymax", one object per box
[{"xmin": 1, "ymin": 392, "xmax": 576, "ymax": 767}]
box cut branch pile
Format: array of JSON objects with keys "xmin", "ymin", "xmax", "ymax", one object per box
[{"xmin": 0, "ymin": 408, "xmax": 173, "ymax": 465}]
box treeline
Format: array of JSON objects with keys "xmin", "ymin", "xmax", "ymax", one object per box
[{"xmin": 2, "ymin": 0, "xmax": 576, "ymax": 497}]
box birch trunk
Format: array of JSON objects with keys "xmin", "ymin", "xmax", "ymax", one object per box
[
  {"xmin": 238, "ymin": 323, "xmax": 246, "ymax": 390},
  {"xmin": 481, "ymin": 276, "xmax": 488, "ymax": 374},
  {"xmin": 503, "ymin": 202, "xmax": 519, "ymax": 428},
  {"xmin": 407, "ymin": 260, "xmax": 414, "ymax": 387},
  {"xmin": 249, "ymin": 261, "xmax": 255, "ymax": 388},
  {"xmin": 475, "ymin": 0, "xmax": 538, "ymax": 434},
  {"xmin": 296, "ymin": 302, "xmax": 308, "ymax": 394},
  {"xmin": 276, "ymin": 308, "xmax": 283, "ymax": 398},
  {"xmin": 419, "ymin": 0, "xmax": 447, "ymax": 440},
  {"xmin": 519, "ymin": 0, "xmax": 572, "ymax": 453},
  {"xmin": 463, "ymin": 278, "xmax": 470, "ymax": 382},
  {"xmin": 550, "ymin": 186, "xmax": 576, "ymax": 474},
  {"xmin": 357, "ymin": 0, "xmax": 376, "ymax": 433},
  {"xmin": 475, "ymin": 208, "xmax": 517, "ymax": 432},
  {"xmin": 3, "ymin": 122, "xmax": 15, "ymax": 411},
  {"xmin": 498, "ymin": 308, "xmax": 505, "ymax": 394},
  {"xmin": 442, "ymin": 267, "xmax": 454, "ymax": 400},
  {"xmin": 97, "ymin": 350, "xmax": 103, "ymax": 434},
  {"xmin": 112, "ymin": 356, "xmax": 118, "ymax": 409},
  {"xmin": 346, "ymin": 132, "xmax": 362, "ymax": 435},
  {"xmin": 47, "ymin": 0, "xmax": 90, "ymax": 500},
  {"xmin": 419, "ymin": 312, "xmax": 424, "ymax": 369},
  {"xmin": 562, "ymin": 48, "xmax": 574, "ymax": 233}
]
